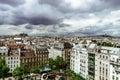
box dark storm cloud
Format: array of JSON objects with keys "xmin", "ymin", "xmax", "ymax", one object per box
[
  {"xmin": 0, "ymin": 0, "xmax": 64, "ymax": 25},
  {"xmin": 59, "ymin": 23, "xmax": 70, "ymax": 27},
  {"xmin": 24, "ymin": 23, "xmax": 70, "ymax": 32},
  {"xmin": 0, "ymin": 0, "xmax": 120, "ymax": 25},
  {"xmin": 14, "ymin": 15, "xmax": 62, "ymax": 25},
  {"xmin": 28, "ymin": 17, "xmax": 62, "ymax": 25},
  {"xmin": 103, "ymin": 0, "xmax": 120, "ymax": 6},
  {"xmin": 0, "ymin": 0, "xmax": 25, "ymax": 7}
]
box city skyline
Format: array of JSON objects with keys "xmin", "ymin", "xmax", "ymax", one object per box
[{"xmin": 0, "ymin": 0, "xmax": 120, "ymax": 36}]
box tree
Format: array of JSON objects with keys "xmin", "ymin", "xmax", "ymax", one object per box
[
  {"xmin": 55, "ymin": 56, "xmax": 66, "ymax": 69},
  {"xmin": 21, "ymin": 63, "xmax": 29, "ymax": 76},
  {"xmin": 97, "ymin": 42, "xmax": 116, "ymax": 47},
  {"xmin": 0, "ymin": 58, "xmax": 9, "ymax": 80},
  {"xmin": 39, "ymin": 62, "xmax": 46, "ymax": 69},
  {"xmin": 12, "ymin": 66, "xmax": 23, "ymax": 80},
  {"xmin": 49, "ymin": 56, "xmax": 66, "ymax": 70},
  {"xmin": 30, "ymin": 66, "xmax": 39, "ymax": 73},
  {"xmin": 12, "ymin": 63, "xmax": 29, "ymax": 80},
  {"xmin": 72, "ymin": 73, "xmax": 82, "ymax": 80},
  {"xmin": 49, "ymin": 58, "xmax": 56, "ymax": 69}
]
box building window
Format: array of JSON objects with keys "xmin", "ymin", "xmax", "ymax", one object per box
[
  {"xmin": 116, "ymin": 77, "xmax": 118, "ymax": 80},
  {"xmin": 103, "ymin": 77, "xmax": 104, "ymax": 80},
  {"xmin": 113, "ymin": 76, "xmax": 114, "ymax": 80},
  {"xmin": 100, "ymin": 67, "xmax": 101, "ymax": 73},
  {"xmin": 3, "ymin": 53, "xmax": 5, "ymax": 55},
  {"xmin": 106, "ymin": 69, "xmax": 108, "ymax": 76},
  {"xmin": 100, "ymin": 61, "xmax": 101, "ymax": 64},
  {"xmin": 103, "ymin": 55, "xmax": 104, "ymax": 59},
  {"xmin": 106, "ymin": 56, "xmax": 108, "ymax": 59}
]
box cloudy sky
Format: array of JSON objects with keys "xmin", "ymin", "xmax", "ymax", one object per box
[{"xmin": 0, "ymin": 0, "xmax": 120, "ymax": 36}]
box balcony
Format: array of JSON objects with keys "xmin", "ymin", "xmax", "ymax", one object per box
[
  {"xmin": 115, "ymin": 67, "xmax": 120, "ymax": 73},
  {"xmin": 110, "ymin": 60, "xmax": 120, "ymax": 66}
]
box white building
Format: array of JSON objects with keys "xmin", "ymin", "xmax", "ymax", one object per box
[
  {"xmin": 109, "ymin": 47, "xmax": 120, "ymax": 80},
  {"xmin": 6, "ymin": 48, "xmax": 21, "ymax": 73},
  {"xmin": 93, "ymin": 46, "xmax": 120, "ymax": 80},
  {"xmin": 14, "ymin": 37, "xmax": 23, "ymax": 44},
  {"xmin": 70, "ymin": 44, "xmax": 88, "ymax": 79},
  {"xmin": 48, "ymin": 46, "xmax": 64, "ymax": 59},
  {"xmin": 97, "ymin": 47, "xmax": 111, "ymax": 80},
  {"xmin": 0, "ymin": 46, "xmax": 20, "ymax": 73},
  {"xmin": 70, "ymin": 44, "xmax": 81, "ymax": 74},
  {"xmin": 0, "ymin": 46, "xmax": 8, "ymax": 59},
  {"xmin": 6, "ymin": 56, "xmax": 20, "ymax": 73},
  {"xmin": 80, "ymin": 47, "xmax": 88, "ymax": 79}
]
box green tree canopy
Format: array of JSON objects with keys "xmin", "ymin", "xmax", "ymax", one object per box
[
  {"xmin": 49, "ymin": 58, "xmax": 56, "ymax": 69},
  {"xmin": 30, "ymin": 66, "xmax": 40, "ymax": 73},
  {"xmin": 97, "ymin": 42, "xmax": 116, "ymax": 47},
  {"xmin": 55, "ymin": 56, "xmax": 66, "ymax": 69},
  {"xmin": 0, "ymin": 58, "xmax": 9, "ymax": 80},
  {"xmin": 12, "ymin": 63, "xmax": 29, "ymax": 80},
  {"xmin": 12, "ymin": 66, "xmax": 23, "ymax": 80},
  {"xmin": 49, "ymin": 56, "xmax": 66, "ymax": 70}
]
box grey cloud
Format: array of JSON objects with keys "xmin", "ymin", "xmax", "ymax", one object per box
[
  {"xmin": 72, "ymin": 23, "xmax": 119, "ymax": 36},
  {"xmin": 59, "ymin": 23, "xmax": 70, "ymax": 27},
  {"xmin": 0, "ymin": 0, "xmax": 25, "ymax": 7},
  {"xmin": 0, "ymin": 0, "xmax": 120, "ymax": 36},
  {"xmin": 4, "ymin": 1, "xmax": 64, "ymax": 25},
  {"xmin": 24, "ymin": 24, "xmax": 34, "ymax": 30},
  {"xmin": 103, "ymin": 0, "xmax": 120, "ymax": 6},
  {"xmin": 13, "ymin": 15, "xmax": 62, "ymax": 25},
  {"xmin": 0, "ymin": 4, "xmax": 13, "ymax": 11},
  {"xmin": 0, "ymin": 0, "xmax": 119, "ymax": 25},
  {"xmin": 39, "ymin": 0, "xmax": 71, "ymax": 13}
]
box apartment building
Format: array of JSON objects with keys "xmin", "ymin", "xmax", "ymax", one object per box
[
  {"xmin": 87, "ymin": 43, "xmax": 98, "ymax": 80},
  {"xmin": 70, "ymin": 44, "xmax": 88, "ymax": 79},
  {"xmin": 35, "ymin": 46, "xmax": 49, "ymax": 66},
  {"xmin": 80, "ymin": 46, "xmax": 88, "ymax": 79},
  {"xmin": 109, "ymin": 48, "xmax": 120, "ymax": 80},
  {"xmin": 7, "ymin": 48, "xmax": 20, "ymax": 73},
  {"xmin": 0, "ymin": 40, "xmax": 5, "ymax": 46},
  {"xmin": 70, "ymin": 44, "xmax": 81, "ymax": 74},
  {"xmin": 71, "ymin": 41, "xmax": 120, "ymax": 80},
  {"xmin": 0, "ymin": 46, "xmax": 8, "ymax": 59},
  {"xmin": 20, "ymin": 46, "xmax": 49, "ymax": 69},
  {"xmin": 0, "ymin": 46, "xmax": 20, "ymax": 73},
  {"xmin": 0, "ymin": 40, "xmax": 49, "ymax": 74},
  {"xmin": 97, "ymin": 47, "xmax": 110, "ymax": 80},
  {"xmin": 48, "ymin": 42, "xmax": 72, "ymax": 64}
]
